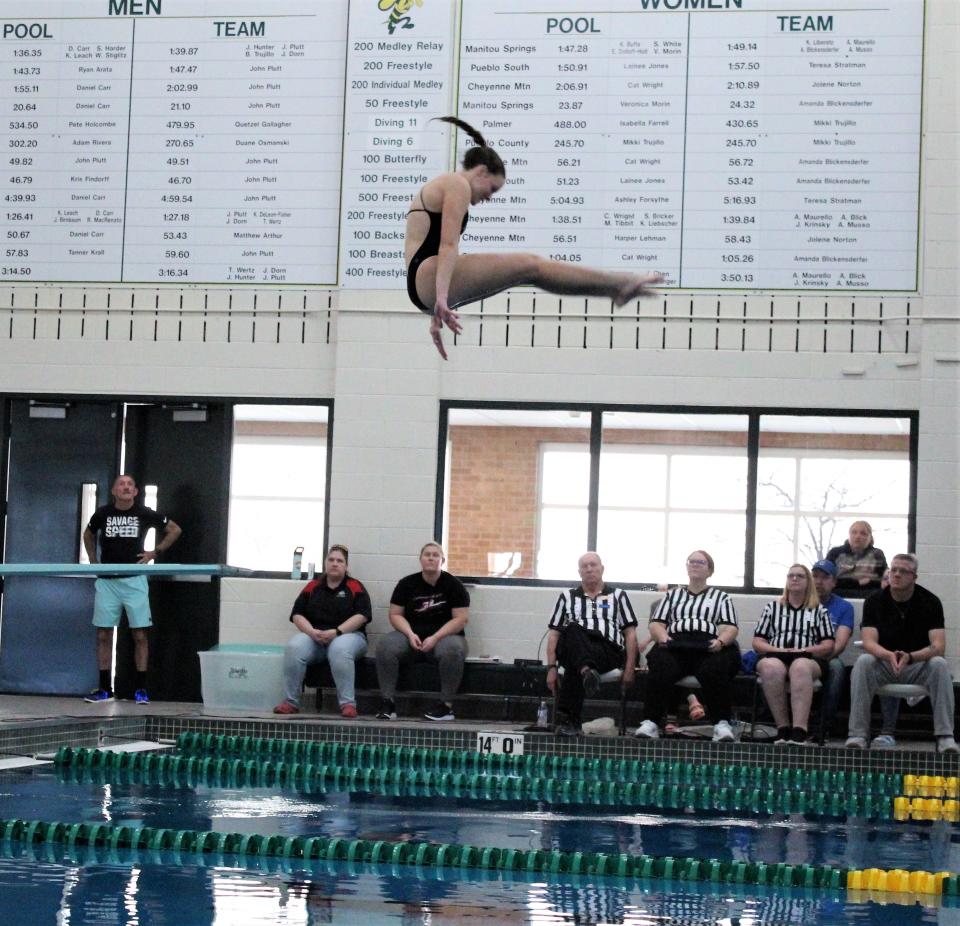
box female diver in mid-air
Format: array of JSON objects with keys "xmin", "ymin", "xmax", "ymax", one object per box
[{"xmin": 405, "ymin": 116, "xmax": 665, "ymax": 359}]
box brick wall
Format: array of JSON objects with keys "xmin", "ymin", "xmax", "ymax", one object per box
[
  {"xmin": 447, "ymin": 426, "xmax": 589, "ymax": 577},
  {"xmin": 447, "ymin": 425, "xmax": 909, "ymax": 578}
]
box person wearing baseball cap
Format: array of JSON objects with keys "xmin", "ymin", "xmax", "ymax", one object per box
[{"xmin": 812, "ymin": 559, "xmax": 855, "ymax": 740}]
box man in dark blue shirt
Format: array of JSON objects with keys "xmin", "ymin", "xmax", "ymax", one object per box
[{"xmin": 813, "ymin": 559, "xmax": 855, "ymax": 738}]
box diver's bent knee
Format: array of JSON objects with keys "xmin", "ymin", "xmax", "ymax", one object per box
[{"xmin": 524, "ymin": 253, "xmax": 549, "ymax": 285}]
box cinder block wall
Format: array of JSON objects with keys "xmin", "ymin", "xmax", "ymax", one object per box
[{"xmin": 0, "ymin": 2, "xmax": 953, "ymax": 675}]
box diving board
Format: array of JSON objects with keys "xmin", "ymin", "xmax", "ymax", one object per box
[{"xmin": 0, "ymin": 564, "xmax": 251, "ymax": 578}]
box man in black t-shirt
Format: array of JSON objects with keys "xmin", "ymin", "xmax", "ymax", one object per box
[
  {"xmin": 374, "ymin": 542, "xmax": 470, "ymax": 722},
  {"xmin": 846, "ymin": 553, "xmax": 957, "ymax": 753},
  {"xmin": 81, "ymin": 474, "xmax": 181, "ymax": 705}
]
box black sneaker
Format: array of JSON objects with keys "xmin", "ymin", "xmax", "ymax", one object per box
[
  {"xmin": 83, "ymin": 689, "xmax": 114, "ymax": 703},
  {"xmin": 582, "ymin": 667, "xmax": 601, "ymax": 698},
  {"xmin": 554, "ymin": 712, "xmax": 581, "ymax": 736},
  {"xmin": 424, "ymin": 701, "xmax": 454, "ymax": 722},
  {"xmin": 375, "ymin": 698, "xmax": 396, "ymax": 721}
]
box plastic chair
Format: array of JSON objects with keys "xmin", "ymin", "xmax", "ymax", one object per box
[
  {"xmin": 852, "ymin": 641, "xmax": 934, "ymax": 735},
  {"xmin": 552, "ymin": 666, "xmax": 627, "ymax": 735},
  {"xmin": 874, "ymin": 682, "xmax": 928, "ymax": 737},
  {"xmin": 875, "ymin": 682, "xmax": 927, "ymax": 704},
  {"xmin": 675, "ymin": 675, "xmax": 701, "ymax": 695}
]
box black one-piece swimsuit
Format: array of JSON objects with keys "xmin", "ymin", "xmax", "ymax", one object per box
[{"xmin": 405, "ymin": 194, "xmax": 470, "ymax": 314}]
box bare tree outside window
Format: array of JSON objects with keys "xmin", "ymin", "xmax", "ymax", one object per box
[
  {"xmin": 754, "ymin": 416, "xmax": 910, "ymax": 587},
  {"xmin": 759, "ymin": 473, "xmax": 879, "ymax": 562},
  {"xmin": 439, "ymin": 405, "xmax": 913, "ymax": 590}
]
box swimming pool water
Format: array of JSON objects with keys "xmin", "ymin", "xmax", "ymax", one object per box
[
  {"xmin": 3, "ymin": 767, "xmax": 959, "ymax": 873},
  {"xmin": 0, "ymin": 849, "xmax": 957, "ymax": 926},
  {"xmin": 2, "ymin": 766, "xmax": 960, "ymax": 924}
]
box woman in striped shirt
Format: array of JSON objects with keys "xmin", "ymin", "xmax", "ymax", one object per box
[
  {"xmin": 635, "ymin": 550, "xmax": 741, "ymax": 743},
  {"xmin": 753, "ymin": 564, "xmax": 835, "ymax": 744}
]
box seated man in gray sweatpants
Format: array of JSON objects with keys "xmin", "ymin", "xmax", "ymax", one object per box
[
  {"xmin": 846, "ymin": 553, "xmax": 958, "ymax": 753},
  {"xmin": 375, "ymin": 542, "xmax": 469, "ymax": 722}
]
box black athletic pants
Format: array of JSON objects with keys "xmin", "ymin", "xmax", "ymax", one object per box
[
  {"xmin": 556, "ymin": 623, "xmax": 623, "ymax": 722},
  {"xmin": 643, "ymin": 644, "xmax": 741, "ymax": 725}
]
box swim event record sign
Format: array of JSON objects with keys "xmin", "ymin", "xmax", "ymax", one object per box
[
  {"xmin": 338, "ymin": 0, "xmax": 454, "ymax": 289},
  {"xmin": 0, "ymin": 0, "xmax": 345, "ymax": 285},
  {"xmin": 0, "ymin": 0, "xmax": 923, "ymax": 292},
  {"xmin": 456, "ymin": 0, "xmax": 923, "ymax": 291}
]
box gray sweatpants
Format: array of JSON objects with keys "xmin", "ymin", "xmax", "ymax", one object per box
[
  {"xmin": 374, "ymin": 630, "xmax": 468, "ymax": 703},
  {"xmin": 847, "ymin": 653, "xmax": 956, "ymax": 739}
]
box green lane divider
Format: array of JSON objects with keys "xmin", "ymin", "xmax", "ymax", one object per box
[
  {"xmin": 54, "ymin": 750, "xmax": 894, "ymax": 821},
  {"xmin": 5, "ymin": 817, "xmax": 958, "ymax": 904},
  {"xmin": 62, "ymin": 741, "xmax": 903, "ymax": 806},
  {"xmin": 9, "ymin": 834, "xmax": 956, "ymax": 908},
  {"xmin": 0, "ymin": 814, "xmax": 859, "ymax": 890},
  {"xmin": 167, "ymin": 735, "xmax": 903, "ymax": 797}
]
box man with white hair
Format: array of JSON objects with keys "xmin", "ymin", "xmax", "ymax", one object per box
[
  {"xmin": 545, "ymin": 551, "xmax": 638, "ymax": 736},
  {"xmin": 846, "ymin": 553, "xmax": 958, "ymax": 753}
]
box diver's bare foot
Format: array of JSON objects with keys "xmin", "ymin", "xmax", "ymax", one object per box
[{"xmin": 614, "ymin": 272, "xmax": 664, "ymax": 306}]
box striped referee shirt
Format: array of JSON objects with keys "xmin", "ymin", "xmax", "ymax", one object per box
[
  {"xmin": 753, "ymin": 601, "xmax": 835, "ymax": 650},
  {"xmin": 548, "ymin": 584, "xmax": 638, "ymax": 650},
  {"xmin": 651, "ymin": 586, "xmax": 738, "ymax": 636}
]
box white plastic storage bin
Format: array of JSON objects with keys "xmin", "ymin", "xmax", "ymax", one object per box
[{"xmin": 199, "ymin": 644, "xmax": 285, "ymax": 711}]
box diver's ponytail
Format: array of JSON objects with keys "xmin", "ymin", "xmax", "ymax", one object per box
[
  {"xmin": 433, "ymin": 115, "xmax": 505, "ymax": 177},
  {"xmin": 434, "ymin": 115, "xmax": 487, "ymax": 147}
]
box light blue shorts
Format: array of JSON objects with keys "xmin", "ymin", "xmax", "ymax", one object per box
[{"xmin": 92, "ymin": 576, "xmax": 152, "ymax": 629}]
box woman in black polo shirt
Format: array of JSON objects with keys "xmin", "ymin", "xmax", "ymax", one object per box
[{"xmin": 273, "ymin": 544, "xmax": 372, "ymax": 718}]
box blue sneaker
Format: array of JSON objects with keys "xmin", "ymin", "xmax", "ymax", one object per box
[
  {"xmin": 134, "ymin": 688, "xmax": 150, "ymax": 705},
  {"xmin": 83, "ymin": 689, "xmax": 114, "ymax": 703}
]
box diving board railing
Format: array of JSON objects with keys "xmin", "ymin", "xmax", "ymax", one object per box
[{"xmin": 0, "ymin": 564, "xmax": 251, "ymax": 580}]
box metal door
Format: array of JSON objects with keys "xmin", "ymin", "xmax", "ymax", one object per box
[
  {"xmin": 117, "ymin": 403, "xmax": 231, "ymax": 701},
  {"xmin": 0, "ymin": 400, "xmax": 120, "ymax": 693}
]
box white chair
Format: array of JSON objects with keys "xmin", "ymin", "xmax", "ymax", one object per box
[
  {"xmin": 875, "ymin": 683, "xmax": 927, "ymax": 705},
  {"xmin": 852, "ymin": 642, "xmax": 930, "ymax": 734},
  {"xmin": 551, "ymin": 666, "xmax": 626, "ymax": 734},
  {"xmin": 675, "ymin": 675, "xmax": 701, "ymax": 694}
]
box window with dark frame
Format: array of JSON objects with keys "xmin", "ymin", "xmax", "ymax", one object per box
[
  {"xmin": 437, "ymin": 402, "xmax": 916, "ymax": 593},
  {"xmin": 226, "ymin": 402, "xmax": 332, "ymax": 574}
]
